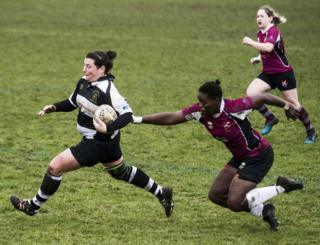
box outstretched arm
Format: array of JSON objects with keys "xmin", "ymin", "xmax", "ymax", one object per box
[
  {"xmin": 133, "ymin": 111, "xmax": 187, "ymax": 125},
  {"xmin": 242, "ymin": 37, "xmax": 274, "ymax": 53},
  {"xmin": 37, "ymin": 99, "xmax": 77, "ymax": 116},
  {"xmin": 250, "ymin": 93, "xmax": 299, "ymax": 120}
]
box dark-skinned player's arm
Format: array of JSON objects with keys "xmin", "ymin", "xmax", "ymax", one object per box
[
  {"xmin": 132, "ymin": 111, "xmax": 187, "ymax": 125},
  {"xmin": 250, "ymin": 93, "xmax": 300, "ymax": 120}
]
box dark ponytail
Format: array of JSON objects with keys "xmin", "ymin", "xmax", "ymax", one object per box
[
  {"xmin": 106, "ymin": 50, "xmax": 117, "ymax": 60},
  {"xmin": 86, "ymin": 50, "xmax": 117, "ymax": 74}
]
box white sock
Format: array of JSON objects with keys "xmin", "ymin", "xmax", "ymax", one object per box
[
  {"xmin": 250, "ymin": 203, "xmax": 264, "ymax": 217},
  {"xmin": 246, "ymin": 185, "xmax": 285, "ymax": 209}
]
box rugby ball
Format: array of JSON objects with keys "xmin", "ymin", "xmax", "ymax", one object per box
[{"xmin": 94, "ymin": 104, "xmax": 117, "ymax": 124}]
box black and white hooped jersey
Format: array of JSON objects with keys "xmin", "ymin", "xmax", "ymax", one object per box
[{"xmin": 68, "ymin": 75, "xmax": 132, "ymax": 140}]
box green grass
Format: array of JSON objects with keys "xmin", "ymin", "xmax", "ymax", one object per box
[{"xmin": 0, "ymin": 0, "xmax": 319, "ymax": 244}]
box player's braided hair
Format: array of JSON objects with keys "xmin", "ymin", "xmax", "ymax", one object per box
[
  {"xmin": 86, "ymin": 50, "xmax": 117, "ymax": 74},
  {"xmin": 198, "ymin": 79, "xmax": 223, "ymax": 98},
  {"xmin": 259, "ymin": 5, "xmax": 287, "ymax": 25}
]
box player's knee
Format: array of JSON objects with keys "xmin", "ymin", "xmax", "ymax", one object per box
[
  {"xmin": 227, "ymin": 198, "xmax": 242, "ymax": 212},
  {"xmin": 208, "ymin": 187, "xmax": 223, "ymax": 204},
  {"xmin": 108, "ymin": 162, "xmax": 132, "ymax": 182},
  {"xmin": 47, "ymin": 154, "xmax": 68, "ymax": 176},
  {"xmin": 293, "ymin": 101, "xmax": 301, "ymax": 108},
  {"xmin": 208, "ymin": 193, "xmax": 219, "ymax": 204},
  {"xmin": 246, "ymin": 87, "xmax": 256, "ymax": 97},
  {"xmin": 47, "ymin": 165, "xmax": 61, "ymax": 176}
]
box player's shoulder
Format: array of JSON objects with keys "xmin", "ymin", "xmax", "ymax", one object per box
[
  {"xmin": 182, "ymin": 103, "xmax": 202, "ymax": 117},
  {"xmin": 268, "ymin": 25, "xmax": 280, "ymax": 35},
  {"xmin": 183, "ymin": 103, "xmax": 201, "ymax": 113},
  {"xmin": 224, "ymin": 96, "xmax": 252, "ymax": 104},
  {"xmin": 224, "ymin": 97, "xmax": 253, "ymax": 112},
  {"xmin": 94, "ymin": 75, "xmax": 116, "ymax": 92},
  {"xmin": 182, "ymin": 103, "xmax": 202, "ymax": 121}
]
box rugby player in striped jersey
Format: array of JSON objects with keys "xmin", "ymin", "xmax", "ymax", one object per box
[{"xmin": 10, "ymin": 50, "xmax": 173, "ymax": 218}]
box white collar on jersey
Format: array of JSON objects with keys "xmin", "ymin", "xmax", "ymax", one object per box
[
  {"xmin": 211, "ymin": 98, "xmax": 225, "ymax": 118},
  {"xmin": 81, "ymin": 75, "xmax": 111, "ymax": 87},
  {"xmin": 90, "ymin": 82, "xmax": 99, "ymax": 86},
  {"xmin": 259, "ymin": 24, "xmax": 274, "ymax": 34},
  {"xmin": 90, "ymin": 79, "xmax": 108, "ymax": 87}
]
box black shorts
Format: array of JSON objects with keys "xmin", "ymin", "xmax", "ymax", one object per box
[
  {"xmin": 70, "ymin": 138, "xmax": 122, "ymax": 167},
  {"xmin": 227, "ymin": 146, "xmax": 274, "ymax": 183},
  {"xmin": 258, "ymin": 70, "xmax": 297, "ymax": 91}
]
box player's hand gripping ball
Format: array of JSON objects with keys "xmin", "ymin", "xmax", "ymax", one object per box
[{"xmin": 94, "ymin": 104, "xmax": 117, "ymax": 124}]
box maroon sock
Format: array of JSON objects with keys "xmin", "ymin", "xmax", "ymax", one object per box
[
  {"xmin": 257, "ymin": 105, "xmax": 277, "ymax": 122},
  {"xmin": 298, "ymin": 107, "xmax": 315, "ymax": 136}
]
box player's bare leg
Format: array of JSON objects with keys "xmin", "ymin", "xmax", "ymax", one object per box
[
  {"xmin": 247, "ymin": 79, "xmax": 278, "ymax": 135},
  {"xmin": 208, "ymin": 165, "xmax": 237, "ymax": 208}
]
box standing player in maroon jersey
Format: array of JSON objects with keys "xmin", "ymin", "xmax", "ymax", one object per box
[
  {"xmin": 124, "ymin": 80, "xmax": 303, "ymax": 230},
  {"xmin": 242, "ymin": 5, "xmax": 316, "ymax": 144}
]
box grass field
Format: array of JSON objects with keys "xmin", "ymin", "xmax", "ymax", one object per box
[{"xmin": 0, "ymin": 0, "xmax": 319, "ymax": 244}]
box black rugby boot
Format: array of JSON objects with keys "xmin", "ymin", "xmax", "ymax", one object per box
[
  {"xmin": 10, "ymin": 196, "xmax": 38, "ymax": 216},
  {"xmin": 159, "ymin": 187, "xmax": 174, "ymax": 217},
  {"xmin": 262, "ymin": 204, "xmax": 279, "ymax": 230},
  {"xmin": 276, "ymin": 176, "xmax": 304, "ymax": 193}
]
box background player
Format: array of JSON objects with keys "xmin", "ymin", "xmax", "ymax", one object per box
[{"xmin": 242, "ymin": 5, "xmax": 316, "ymax": 144}]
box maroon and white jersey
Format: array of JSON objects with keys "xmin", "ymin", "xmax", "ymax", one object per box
[
  {"xmin": 182, "ymin": 97, "xmax": 270, "ymax": 160},
  {"xmin": 257, "ymin": 25, "xmax": 292, "ymax": 74}
]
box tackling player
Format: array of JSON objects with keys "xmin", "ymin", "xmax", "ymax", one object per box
[{"xmin": 130, "ymin": 80, "xmax": 303, "ymax": 230}]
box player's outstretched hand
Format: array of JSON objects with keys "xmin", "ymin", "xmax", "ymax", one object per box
[
  {"xmin": 284, "ymin": 105, "xmax": 300, "ymax": 121},
  {"xmin": 93, "ymin": 115, "xmax": 107, "ymax": 133},
  {"xmin": 37, "ymin": 105, "xmax": 56, "ymax": 116}
]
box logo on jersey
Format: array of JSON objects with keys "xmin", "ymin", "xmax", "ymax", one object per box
[
  {"xmin": 207, "ymin": 121, "xmax": 213, "ymax": 129},
  {"xmin": 91, "ymin": 90, "xmax": 100, "ymax": 103},
  {"xmin": 269, "ymin": 35, "xmax": 274, "ymax": 42},
  {"xmin": 281, "ymin": 80, "xmax": 288, "ymax": 88},
  {"xmin": 239, "ymin": 162, "xmax": 246, "ymax": 170},
  {"xmin": 223, "ymin": 122, "xmax": 231, "ymax": 132}
]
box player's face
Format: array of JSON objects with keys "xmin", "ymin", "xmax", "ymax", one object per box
[
  {"xmin": 256, "ymin": 9, "xmax": 272, "ymax": 29},
  {"xmin": 197, "ymin": 92, "xmax": 221, "ymax": 115},
  {"xmin": 83, "ymin": 58, "xmax": 105, "ymax": 82}
]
